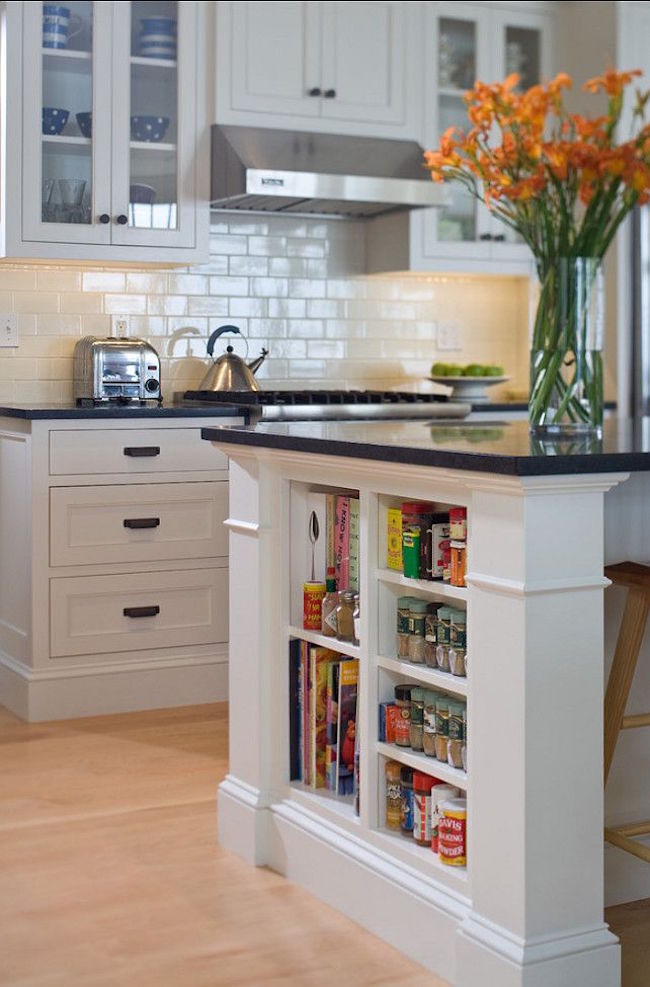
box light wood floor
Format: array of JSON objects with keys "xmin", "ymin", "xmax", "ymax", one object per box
[{"xmin": 1, "ymin": 703, "xmax": 648, "ymax": 987}]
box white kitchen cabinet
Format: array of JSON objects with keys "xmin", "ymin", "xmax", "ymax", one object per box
[
  {"xmin": 3, "ymin": 1, "xmax": 209, "ymax": 263},
  {"xmin": 0, "ymin": 415, "xmax": 238, "ymax": 722},
  {"xmin": 410, "ymin": 1, "xmax": 555, "ymax": 275},
  {"xmin": 216, "ymin": 1, "xmax": 422, "ymax": 139}
]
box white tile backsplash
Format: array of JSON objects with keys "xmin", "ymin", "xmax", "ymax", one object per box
[{"xmin": 0, "ymin": 214, "xmax": 531, "ymax": 403}]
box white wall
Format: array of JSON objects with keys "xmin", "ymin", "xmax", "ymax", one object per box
[{"xmin": 0, "ymin": 214, "xmax": 531, "ymax": 402}]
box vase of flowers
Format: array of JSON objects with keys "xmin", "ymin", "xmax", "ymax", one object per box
[{"xmin": 424, "ymin": 69, "xmax": 650, "ymax": 434}]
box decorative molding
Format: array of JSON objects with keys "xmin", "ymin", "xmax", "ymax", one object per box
[
  {"xmin": 0, "ymin": 648, "xmax": 227, "ymax": 682},
  {"xmin": 459, "ymin": 910, "xmax": 618, "ymax": 966},
  {"xmin": 223, "ymin": 517, "xmax": 262, "ymax": 536},
  {"xmin": 466, "ymin": 572, "xmax": 612, "ymax": 597}
]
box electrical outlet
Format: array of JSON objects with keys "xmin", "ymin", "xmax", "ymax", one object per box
[
  {"xmin": 437, "ymin": 322, "xmax": 462, "ymax": 351},
  {"xmin": 112, "ymin": 316, "xmax": 129, "ymax": 338},
  {"xmin": 0, "ymin": 313, "xmax": 18, "ymax": 347}
]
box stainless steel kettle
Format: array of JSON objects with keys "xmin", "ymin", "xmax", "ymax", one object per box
[{"xmin": 198, "ymin": 325, "xmax": 268, "ymax": 393}]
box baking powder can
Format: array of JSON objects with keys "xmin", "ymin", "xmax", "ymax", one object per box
[{"xmin": 439, "ymin": 797, "xmax": 467, "ymax": 866}]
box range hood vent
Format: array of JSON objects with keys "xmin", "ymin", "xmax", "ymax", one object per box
[{"xmin": 210, "ymin": 125, "xmax": 448, "ymax": 220}]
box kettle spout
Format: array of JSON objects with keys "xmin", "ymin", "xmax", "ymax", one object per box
[{"xmin": 247, "ymin": 347, "xmax": 269, "ymax": 376}]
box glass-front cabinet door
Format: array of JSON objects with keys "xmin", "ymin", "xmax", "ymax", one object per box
[
  {"xmin": 110, "ymin": 1, "xmax": 197, "ymax": 249},
  {"xmin": 22, "ymin": 1, "xmax": 112, "ymax": 244}
]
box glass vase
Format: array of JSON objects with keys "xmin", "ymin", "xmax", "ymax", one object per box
[{"xmin": 529, "ymin": 257, "xmax": 604, "ymax": 435}]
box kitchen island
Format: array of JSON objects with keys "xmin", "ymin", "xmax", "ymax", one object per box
[{"xmin": 202, "ymin": 418, "xmax": 650, "ymax": 987}]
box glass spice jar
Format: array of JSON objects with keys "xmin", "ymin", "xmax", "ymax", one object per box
[
  {"xmin": 450, "ymin": 540, "xmax": 467, "ymax": 587},
  {"xmin": 449, "ymin": 506, "xmax": 467, "ymax": 541},
  {"xmin": 434, "ymin": 694, "xmax": 450, "ymax": 761},
  {"xmin": 407, "ymin": 598, "xmax": 428, "ymax": 663},
  {"xmin": 447, "ymin": 700, "xmax": 465, "ymax": 769},
  {"xmin": 461, "ymin": 705, "xmax": 467, "ymax": 773},
  {"xmin": 409, "ymin": 687, "xmax": 424, "ymax": 751},
  {"xmin": 436, "ymin": 607, "xmax": 452, "ymax": 672},
  {"xmin": 394, "ymin": 684, "xmax": 412, "ymax": 747},
  {"xmin": 424, "ymin": 602, "xmax": 442, "ymax": 667},
  {"xmin": 385, "ymin": 760, "xmax": 402, "ymax": 830},
  {"xmin": 400, "ymin": 765, "xmax": 414, "ymax": 835},
  {"xmin": 396, "ymin": 596, "xmax": 411, "ymax": 659},
  {"xmin": 352, "ymin": 593, "xmax": 360, "ymax": 646},
  {"xmin": 422, "ymin": 690, "xmax": 437, "ymax": 757},
  {"xmin": 413, "ymin": 772, "xmax": 436, "ymax": 847},
  {"xmin": 336, "ymin": 590, "xmax": 356, "ymax": 642},
  {"xmin": 448, "ymin": 608, "xmax": 467, "ymax": 677},
  {"xmin": 321, "ymin": 567, "xmax": 339, "ymax": 638}
]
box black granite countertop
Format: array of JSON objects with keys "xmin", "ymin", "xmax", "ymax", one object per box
[
  {"xmin": 0, "ymin": 401, "xmax": 243, "ymax": 420},
  {"xmin": 201, "ymin": 417, "xmax": 650, "ymax": 476}
]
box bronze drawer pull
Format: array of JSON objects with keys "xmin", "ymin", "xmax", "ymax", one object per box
[
  {"xmin": 123, "ymin": 518, "xmax": 161, "ymax": 529},
  {"xmin": 123, "ymin": 605, "xmax": 160, "ymax": 618},
  {"xmin": 123, "ymin": 446, "xmax": 160, "ymax": 457}
]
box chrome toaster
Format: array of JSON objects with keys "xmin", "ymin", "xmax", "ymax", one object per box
[{"xmin": 73, "ymin": 337, "xmax": 162, "ymax": 405}]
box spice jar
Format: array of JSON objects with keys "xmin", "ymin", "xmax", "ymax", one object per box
[
  {"xmin": 402, "ymin": 527, "xmax": 421, "ymax": 580},
  {"xmin": 409, "ymin": 688, "xmax": 424, "ymax": 751},
  {"xmin": 400, "ymin": 766, "xmax": 414, "ymax": 835},
  {"xmin": 407, "ymin": 598, "xmax": 428, "ymax": 664},
  {"xmin": 352, "ymin": 594, "xmax": 360, "ymax": 646},
  {"xmin": 450, "ymin": 540, "xmax": 467, "ymax": 587},
  {"xmin": 461, "ymin": 705, "xmax": 467, "ymax": 772},
  {"xmin": 439, "ymin": 797, "xmax": 467, "ymax": 866},
  {"xmin": 434, "ymin": 694, "xmax": 450, "ymax": 761},
  {"xmin": 449, "ymin": 507, "xmax": 467, "ymax": 541},
  {"xmin": 413, "ymin": 772, "xmax": 437, "ymax": 846},
  {"xmin": 402, "ymin": 502, "xmax": 435, "ymax": 579},
  {"xmin": 436, "ymin": 607, "xmax": 452, "ymax": 672},
  {"xmin": 448, "ymin": 608, "xmax": 467, "ymax": 677},
  {"xmin": 336, "ymin": 591, "xmax": 356, "ymax": 642},
  {"xmin": 385, "ymin": 760, "xmax": 402, "ymax": 830},
  {"xmin": 303, "ymin": 581, "xmax": 326, "ymax": 630},
  {"xmin": 422, "ymin": 690, "xmax": 437, "ymax": 757},
  {"xmin": 394, "ymin": 684, "xmax": 412, "ymax": 747},
  {"xmin": 429, "ymin": 514, "xmax": 450, "ymax": 580},
  {"xmin": 321, "ymin": 568, "xmax": 339, "ymax": 637},
  {"xmin": 431, "ymin": 783, "xmax": 460, "ymax": 853},
  {"xmin": 447, "ymin": 700, "xmax": 465, "ymax": 768},
  {"xmin": 396, "ymin": 596, "xmax": 411, "ymax": 659},
  {"xmin": 424, "ymin": 603, "xmax": 442, "ymax": 667}
]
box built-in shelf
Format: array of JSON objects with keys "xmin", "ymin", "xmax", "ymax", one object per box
[
  {"xmin": 376, "ymin": 568, "xmax": 468, "ymax": 604},
  {"xmin": 131, "ymin": 55, "xmax": 177, "ymax": 69},
  {"xmin": 130, "ymin": 141, "xmax": 177, "ymax": 153},
  {"xmin": 376, "ymin": 655, "xmax": 467, "ymax": 697},
  {"xmin": 376, "ymin": 740, "xmax": 467, "ymax": 791},
  {"xmin": 43, "ymin": 48, "xmax": 92, "ymax": 61},
  {"xmin": 370, "ymin": 827, "xmax": 468, "ymax": 884},
  {"xmin": 438, "ymin": 85, "xmax": 470, "ymax": 99},
  {"xmin": 288, "ymin": 625, "xmax": 361, "ymax": 660},
  {"xmin": 288, "ymin": 783, "xmax": 358, "ymax": 826},
  {"xmin": 42, "ymin": 135, "xmax": 91, "ymax": 156}
]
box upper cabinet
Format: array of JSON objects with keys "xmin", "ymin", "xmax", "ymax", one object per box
[
  {"xmin": 410, "ymin": 2, "xmax": 554, "ymax": 274},
  {"xmin": 3, "ymin": 1, "xmax": 209, "ymax": 263},
  {"xmin": 216, "ymin": 1, "xmax": 422, "ymax": 139}
]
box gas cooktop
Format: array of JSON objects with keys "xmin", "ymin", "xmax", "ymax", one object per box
[{"xmin": 182, "ymin": 388, "xmax": 471, "ymax": 421}]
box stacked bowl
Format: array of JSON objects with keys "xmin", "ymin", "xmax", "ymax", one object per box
[{"xmin": 138, "ymin": 16, "xmax": 176, "ymax": 59}]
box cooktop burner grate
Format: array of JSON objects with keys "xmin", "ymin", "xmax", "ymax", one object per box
[{"xmin": 183, "ymin": 388, "xmax": 449, "ymax": 406}]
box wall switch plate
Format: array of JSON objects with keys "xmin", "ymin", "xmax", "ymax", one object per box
[
  {"xmin": 437, "ymin": 322, "xmax": 462, "ymax": 351},
  {"xmin": 112, "ymin": 316, "xmax": 129, "ymax": 338},
  {"xmin": 0, "ymin": 313, "xmax": 18, "ymax": 347}
]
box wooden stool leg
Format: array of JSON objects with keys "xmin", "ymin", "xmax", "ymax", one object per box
[{"xmin": 604, "ymin": 588, "xmax": 650, "ymax": 784}]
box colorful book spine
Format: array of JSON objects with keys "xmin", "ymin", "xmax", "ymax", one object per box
[
  {"xmin": 326, "ymin": 494, "xmax": 336, "ymax": 572},
  {"xmin": 348, "ymin": 497, "xmax": 360, "ymax": 593},
  {"xmin": 289, "ymin": 639, "xmax": 301, "ymax": 781},
  {"xmin": 301, "ymin": 641, "xmax": 310, "ymax": 786},
  {"xmin": 310, "ymin": 646, "xmax": 338, "ymax": 789},
  {"xmin": 335, "ymin": 495, "xmax": 350, "ymax": 590},
  {"xmin": 325, "ymin": 659, "xmax": 340, "ymax": 792},
  {"xmin": 337, "ymin": 659, "xmax": 358, "ymax": 797}
]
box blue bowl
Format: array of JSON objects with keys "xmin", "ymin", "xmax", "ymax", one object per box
[
  {"xmin": 140, "ymin": 17, "xmax": 176, "ymax": 34},
  {"xmin": 76, "ymin": 112, "xmax": 92, "ymax": 138},
  {"xmin": 42, "ymin": 107, "xmax": 69, "ymax": 135},
  {"xmin": 130, "ymin": 115, "xmax": 170, "ymax": 143}
]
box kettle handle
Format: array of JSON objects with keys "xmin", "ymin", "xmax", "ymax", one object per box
[{"xmin": 206, "ymin": 324, "xmax": 244, "ymax": 358}]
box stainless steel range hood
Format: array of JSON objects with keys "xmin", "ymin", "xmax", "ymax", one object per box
[{"xmin": 210, "ymin": 125, "xmax": 448, "ymax": 220}]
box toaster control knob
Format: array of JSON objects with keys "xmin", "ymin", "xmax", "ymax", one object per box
[{"xmin": 145, "ymin": 378, "xmax": 159, "ymax": 393}]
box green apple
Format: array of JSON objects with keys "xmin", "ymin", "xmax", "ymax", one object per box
[
  {"xmin": 463, "ymin": 363, "xmax": 486, "ymax": 377},
  {"xmin": 485, "ymin": 364, "xmax": 504, "ymax": 377},
  {"xmin": 431, "ymin": 361, "xmax": 450, "ymax": 377}
]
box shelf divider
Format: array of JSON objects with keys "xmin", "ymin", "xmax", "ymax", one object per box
[
  {"xmin": 376, "ymin": 654, "xmax": 467, "ymax": 696},
  {"xmin": 376, "ymin": 567, "xmax": 468, "ymax": 603},
  {"xmin": 376, "ymin": 740, "xmax": 467, "ymax": 791},
  {"xmin": 288, "ymin": 625, "xmax": 361, "ymax": 660}
]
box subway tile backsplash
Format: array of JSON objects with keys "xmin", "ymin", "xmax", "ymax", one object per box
[{"xmin": 0, "ymin": 214, "xmax": 530, "ymax": 403}]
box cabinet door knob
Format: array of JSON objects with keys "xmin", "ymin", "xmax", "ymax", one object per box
[
  {"xmin": 98, "ymin": 214, "xmax": 110, "ymax": 224},
  {"xmin": 323, "ymin": 88, "xmax": 336, "ymax": 99},
  {"xmin": 308, "ymin": 87, "xmax": 322, "ymax": 97},
  {"xmin": 115, "ymin": 214, "xmax": 128, "ymax": 225},
  {"xmin": 479, "ymin": 233, "xmax": 493, "ymax": 241},
  {"xmin": 493, "ymin": 234, "xmax": 506, "ymax": 242}
]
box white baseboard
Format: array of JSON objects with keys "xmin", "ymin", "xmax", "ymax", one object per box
[{"xmin": 0, "ymin": 650, "xmax": 229, "ymax": 721}]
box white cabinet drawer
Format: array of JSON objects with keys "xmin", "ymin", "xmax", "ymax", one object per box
[
  {"xmin": 49, "ymin": 427, "xmax": 228, "ymax": 475},
  {"xmin": 50, "ymin": 482, "xmax": 228, "ymax": 567},
  {"xmin": 50, "ymin": 568, "xmax": 228, "ymax": 658}
]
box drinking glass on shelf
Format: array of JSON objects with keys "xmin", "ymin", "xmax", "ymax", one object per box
[
  {"xmin": 57, "ymin": 178, "xmax": 86, "ymax": 223},
  {"xmin": 42, "ymin": 178, "xmax": 55, "ymax": 222}
]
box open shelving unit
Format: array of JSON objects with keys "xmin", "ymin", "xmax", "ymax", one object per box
[{"xmin": 284, "ymin": 478, "xmax": 470, "ymax": 892}]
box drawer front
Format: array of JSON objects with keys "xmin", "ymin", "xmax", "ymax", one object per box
[
  {"xmin": 49, "ymin": 427, "xmax": 229, "ymax": 475},
  {"xmin": 50, "ymin": 568, "xmax": 228, "ymax": 657},
  {"xmin": 50, "ymin": 482, "xmax": 228, "ymax": 566}
]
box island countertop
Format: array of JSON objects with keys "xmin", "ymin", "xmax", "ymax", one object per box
[{"xmin": 202, "ymin": 416, "xmax": 650, "ymax": 476}]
